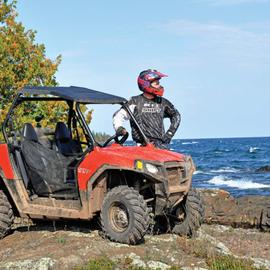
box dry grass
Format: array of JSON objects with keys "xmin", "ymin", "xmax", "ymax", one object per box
[
  {"xmin": 176, "ymin": 235, "xmax": 267, "ymax": 270},
  {"xmin": 177, "ymin": 236, "xmax": 216, "ymax": 258},
  {"xmin": 207, "ymin": 255, "xmax": 267, "ymax": 270},
  {"xmin": 74, "ymin": 256, "xmax": 183, "ymax": 270}
]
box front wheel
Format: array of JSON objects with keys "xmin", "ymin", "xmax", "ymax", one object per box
[
  {"xmin": 100, "ymin": 186, "xmax": 150, "ymax": 245},
  {"xmin": 172, "ymin": 189, "xmax": 204, "ymax": 237}
]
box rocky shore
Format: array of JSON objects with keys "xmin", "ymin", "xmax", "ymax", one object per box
[
  {"xmin": 0, "ymin": 189, "xmax": 269, "ymax": 270},
  {"xmin": 201, "ymin": 189, "xmax": 270, "ymax": 231}
]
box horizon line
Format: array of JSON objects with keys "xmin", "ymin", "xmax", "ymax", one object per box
[{"xmin": 174, "ymin": 135, "xmax": 270, "ymax": 140}]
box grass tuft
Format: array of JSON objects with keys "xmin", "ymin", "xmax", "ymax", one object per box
[
  {"xmin": 74, "ymin": 254, "xmax": 267, "ymax": 270},
  {"xmin": 74, "ymin": 256, "xmax": 183, "ymax": 270},
  {"xmin": 207, "ymin": 255, "xmax": 267, "ymax": 270},
  {"xmin": 56, "ymin": 236, "xmax": 66, "ymax": 244},
  {"xmin": 75, "ymin": 257, "xmax": 115, "ymax": 270}
]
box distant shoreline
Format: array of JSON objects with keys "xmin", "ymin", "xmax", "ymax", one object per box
[{"xmin": 174, "ymin": 136, "xmax": 270, "ymax": 140}]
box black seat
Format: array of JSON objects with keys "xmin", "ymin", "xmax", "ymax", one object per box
[
  {"xmin": 22, "ymin": 123, "xmax": 39, "ymax": 142},
  {"xmin": 54, "ymin": 122, "xmax": 82, "ymax": 156},
  {"xmin": 12, "ymin": 123, "xmax": 37, "ymax": 189},
  {"xmin": 20, "ymin": 123, "xmax": 78, "ymax": 198}
]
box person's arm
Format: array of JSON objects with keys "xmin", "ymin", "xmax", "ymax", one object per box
[
  {"xmin": 113, "ymin": 102, "xmax": 135, "ymax": 134},
  {"xmin": 163, "ymin": 99, "xmax": 181, "ymax": 143}
]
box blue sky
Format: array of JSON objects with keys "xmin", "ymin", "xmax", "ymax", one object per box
[{"xmin": 17, "ymin": 0, "xmax": 270, "ymax": 139}]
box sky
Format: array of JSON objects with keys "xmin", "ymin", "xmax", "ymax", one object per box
[{"xmin": 16, "ymin": 0, "xmax": 270, "ymax": 139}]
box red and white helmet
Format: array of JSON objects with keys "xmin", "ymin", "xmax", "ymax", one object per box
[{"xmin": 137, "ymin": 69, "xmax": 168, "ymax": 97}]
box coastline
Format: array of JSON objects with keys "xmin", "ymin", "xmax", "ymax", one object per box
[{"xmin": 0, "ymin": 189, "xmax": 269, "ymax": 269}]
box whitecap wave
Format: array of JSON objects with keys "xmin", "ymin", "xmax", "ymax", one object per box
[
  {"xmin": 249, "ymin": 147, "xmax": 260, "ymax": 153},
  {"xmin": 193, "ymin": 170, "xmax": 204, "ymax": 175},
  {"xmin": 210, "ymin": 167, "xmax": 240, "ymax": 173},
  {"xmin": 208, "ymin": 175, "xmax": 270, "ymax": 189},
  {"xmin": 182, "ymin": 141, "xmax": 199, "ymax": 145}
]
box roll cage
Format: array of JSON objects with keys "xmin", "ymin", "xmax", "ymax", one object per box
[{"xmin": 2, "ymin": 86, "xmax": 150, "ymax": 148}]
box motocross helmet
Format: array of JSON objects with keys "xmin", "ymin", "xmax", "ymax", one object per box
[{"xmin": 137, "ymin": 69, "xmax": 167, "ymax": 97}]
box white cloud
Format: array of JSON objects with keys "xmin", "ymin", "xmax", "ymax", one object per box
[
  {"xmin": 156, "ymin": 19, "xmax": 269, "ymax": 40},
  {"xmin": 194, "ymin": 0, "xmax": 270, "ymax": 6},
  {"xmin": 153, "ymin": 20, "xmax": 270, "ymax": 65}
]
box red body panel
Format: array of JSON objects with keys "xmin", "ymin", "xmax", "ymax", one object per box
[
  {"xmin": 77, "ymin": 143, "xmax": 185, "ymax": 190},
  {"xmin": 0, "ymin": 144, "xmax": 15, "ymax": 179}
]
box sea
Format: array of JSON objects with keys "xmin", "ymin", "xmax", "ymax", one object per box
[{"xmin": 170, "ymin": 137, "xmax": 270, "ymax": 198}]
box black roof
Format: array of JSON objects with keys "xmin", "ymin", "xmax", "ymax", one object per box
[{"xmin": 21, "ymin": 86, "xmax": 127, "ymax": 104}]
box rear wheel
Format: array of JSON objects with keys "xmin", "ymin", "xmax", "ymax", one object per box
[
  {"xmin": 0, "ymin": 190, "xmax": 14, "ymax": 239},
  {"xmin": 101, "ymin": 186, "xmax": 150, "ymax": 245},
  {"xmin": 172, "ymin": 189, "xmax": 204, "ymax": 237}
]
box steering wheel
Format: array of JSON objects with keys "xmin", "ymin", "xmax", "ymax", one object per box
[{"xmin": 102, "ymin": 132, "xmax": 129, "ymax": 147}]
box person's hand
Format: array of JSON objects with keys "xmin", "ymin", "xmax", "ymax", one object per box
[
  {"xmin": 116, "ymin": 126, "xmax": 127, "ymax": 136},
  {"xmin": 162, "ymin": 134, "xmax": 172, "ymax": 144}
]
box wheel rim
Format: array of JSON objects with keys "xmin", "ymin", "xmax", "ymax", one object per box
[
  {"xmin": 175, "ymin": 204, "xmax": 186, "ymax": 222},
  {"xmin": 109, "ymin": 202, "xmax": 129, "ymax": 232}
]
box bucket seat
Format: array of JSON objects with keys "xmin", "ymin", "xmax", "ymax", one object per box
[
  {"xmin": 54, "ymin": 122, "xmax": 82, "ymax": 156},
  {"xmin": 21, "ymin": 123, "xmax": 77, "ymax": 198}
]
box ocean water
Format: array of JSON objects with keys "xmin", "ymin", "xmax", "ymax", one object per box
[{"xmin": 171, "ymin": 137, "xmax": 270, "ymax": 197}]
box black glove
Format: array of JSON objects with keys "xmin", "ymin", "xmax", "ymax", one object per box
[
  {"xmin": 162, "ymin": 133, "xmax": 172, "ymax": 144},
  {"xmin": 153, "ymin": 140, "xmax": 169, "ymax": 150},
  {"xmin": 116, "ymin": 126, "xmax": 127, "ymax": 136}
]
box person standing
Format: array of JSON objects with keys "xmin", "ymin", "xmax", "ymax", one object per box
[{"xmin": 113, "ymin": 69, "xmax": 181, "ymax": 148}]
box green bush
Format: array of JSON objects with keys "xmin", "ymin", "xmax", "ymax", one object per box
[{"xmin": 75, "ymin": 257, "xmax": 115, "ymax": 270}]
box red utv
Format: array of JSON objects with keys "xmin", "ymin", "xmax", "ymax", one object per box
[{"xmin": 0, "ymin": 86, "xmax": 204, "ymax": 244}]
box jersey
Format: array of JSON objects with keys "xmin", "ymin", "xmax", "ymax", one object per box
[{"xmin": 113, "ymin": 94, "xmax": 181, "ymax": 144}]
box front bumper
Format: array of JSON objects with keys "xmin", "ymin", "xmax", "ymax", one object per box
[{"xmin": 155, "ymin": 156, "xmax": 195, "ymax": 215}]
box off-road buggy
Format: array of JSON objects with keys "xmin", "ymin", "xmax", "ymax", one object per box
[{"xmin": 0, "ymin": 86, "xmax": 204, "ymax": 244}]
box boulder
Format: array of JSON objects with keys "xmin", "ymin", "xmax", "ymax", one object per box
[
  {"xmin": 256, "ymin": 165, "xmax": 270, "ymax": 172},
  {"xmin": 200, "ymin": 189, "xmax": 270, "ymax": 231}
]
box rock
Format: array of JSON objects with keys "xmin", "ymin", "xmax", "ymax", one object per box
[
  {"xmin": 200, "ymin": 189, "xmax": 270, "ymax": 230},
  {"xmin": 256, "ymin": 165, "xmax": 270, "ymax": 172},
  {"xmin": 147, "ymin": 260, "xmax": 170, "ymax": 269},
  {"xmin": 0, "ymin": 257, "xmax": 55, "ymax": 270},
  {"xmin": 54, "ymin": 255, "xmax": 83, "ymax": 270},
  {"xmin": 113, "ymin": 253, "xmax": 147, "ymax": 268},
  {"xmin": 198, "ymin": 229, "xmax": 232, "ymax": 255},
  {"xmin": 1, "ymin": 188, "xmax": 269, "ymax": 270},
  {"xmin": 67, "ymin": 231, "xmax": 96, "ymax": 238},
  {"xmin": 109, "ymin": 242, "xmax": 130, "ymax": 248},
  {"xmin": 127, "ymin": 253, "xmax": 147, "ymax": 268},
  {"xmin": 145, "ymin": 234, "xmax": 178, "ymax": 243},
  {"xmin": 251, "ymin": 257, "xmax": 270, "ymax": 269},
  {"xmin": 260, "ymin": 205, "xmax": 270, "ymax": 232}
]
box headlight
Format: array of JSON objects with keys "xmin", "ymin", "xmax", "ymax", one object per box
[{"xmin": 145, "ymin": 163, "xmax": 159, "ymax": 174}]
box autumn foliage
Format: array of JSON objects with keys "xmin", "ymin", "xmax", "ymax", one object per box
[{"xmin": 0, "ymin": 0, "xmax": 91, "ymax": 141}]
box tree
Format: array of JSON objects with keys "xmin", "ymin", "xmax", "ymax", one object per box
[
  {"xmin": 0, "ymin": 0, "xmax": 62, "ymax": 140},
  {"xmin": 92, "ymin": 131, "xmax": 110, "ymax": 144}
]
